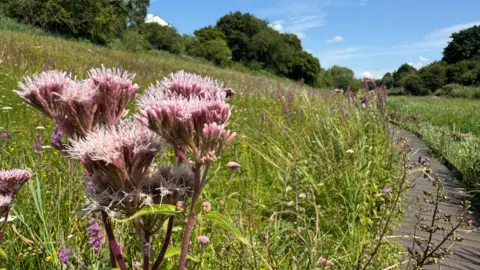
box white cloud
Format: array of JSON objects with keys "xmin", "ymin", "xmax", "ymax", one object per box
[
  {"xmin": 419, "ymin": 56, "xmax": 429, "ymax": 62},
  {"xmin": 354, "ymin": 68, "xmax": 393, "ymax": 79},
  {"xmin": 401, "ymin": 21, "xmax": 480, "ymax": 50},
  {"xmin": 326, "ymin": 36, "xmax": 344, "ymax": 43},
  {"xmin": 269, "ymin": 20, "xmax": 284, "ymax": 32}
]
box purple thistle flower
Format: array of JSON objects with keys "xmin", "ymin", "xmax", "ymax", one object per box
[
  {"xmin": 0, "ymin": 131, "xmax": 9, "ymax": 142},
  {"xmin": 0, "ymin": 170, "xmax": 32, "ymax": 196},
  {"xmin": 226, "ymin": 162, "xmax": 241, "ymax": 169},
  {"xmin": 58, "ymin": 247, "xmax": 71, "ymax": 265},
  {"xmin": 384, "ymin": 187, "xmax": 392, "ymax": 194},
  {"xmin": 197, "ymin": 235, "xmax": 210, "ymax": 244}
]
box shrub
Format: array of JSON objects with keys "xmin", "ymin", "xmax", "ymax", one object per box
[
  {"xmin": 141, "ymin": 23, "xmax": 183, "ymax": 54},
  {"xmin": 402, "ymin": 74, "xmax": 430, "ymax": 96},
  {"xmin": 419, "ymin": 61, "xmax": 447, "ymax": 91}
]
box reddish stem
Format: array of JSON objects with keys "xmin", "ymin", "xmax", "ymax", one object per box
[
  {"xmin": 0, "ymin": 208, "xmax": 11, "ymax": 243},
  {"xmin": 151, "ymin": 216, "xmax": 175, "ymax": 270},
  {"xmin": 142, "ymin": 232, "xmax": 151, "ymax": 270},
  {"xmin": 102, "ymin": 211, "xmax": 127, "ymax": 270},
  {"xmin": 178, "ymin": 162, "xmax": 202, "ymax": 270}
]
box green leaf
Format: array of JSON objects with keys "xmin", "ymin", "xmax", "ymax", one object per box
[
  {"xmin": 0, "ymin": 248, "xmax": 6, "ymax": 259},
  {"xmin": 164, "ymin": 247, "xmax": 200, "ymax": 262},
  {"xmin": 113, "ymin": 204, "xmax": 180, "ymax": 223},
  {"xmin": 201, "ymin": 211, "xmax": 251, "ymax": 246}
]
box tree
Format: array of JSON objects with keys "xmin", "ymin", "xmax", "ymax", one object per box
[
  {"xmin": 318, "ymin": 69, "xmax": 333, "ymax": 88},
  {"xmin": 287, "ymin": 51, "xmax": 321, "ymax": 85},
  {"xmin": 446, "ymin": 60, "xmax": 480, "ymax": 85},
  {"xmin": 402, "ymin": 74, "xmax": 430, "ymax": 96},
  {"xmin": 4, "ymin": 0, "xmax": 129, "ymax": 44},
  {"xmin": 215, "ymin": 11, "xmax": 268, "ymax": 62},
  {"xmin": 282, "ymin": 33, "xmax": 302, "ymax": 51},
  {"xmin": 141, "ymin": 23, "xmax": 183, "ymax": 54},
  {"xmin": 443, "ymin": 25, "xmax": 480, "ymax": 64},
  {"xmin": 419, "ymin": 61, "xmax": 447, "ymax": 91},
  {"xmin": 381, "ymin": 73, "xmax": 394, "ymax": 89},
  {"xmin": 393, "ymin": 64, "xmax": 417, "ymax": 87},
  {"xmin": 126, "ymin": 0, "xmax": 150, "ymax": 25},
  {"xmin": 194, "ymin": 26, "xmax": 226, "ymax": 43},
  {"xmin": 329, "ymin": 65, "xmax": 355, "ymax": 90}
]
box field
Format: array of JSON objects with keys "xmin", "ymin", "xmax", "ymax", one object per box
[
  {"xmin": 388, "ymin": 96, "xmax": 480, "ymax": 189},
  {"xmin": 0, "ymin": 26, "xmax": 403, "ymax": 269}
]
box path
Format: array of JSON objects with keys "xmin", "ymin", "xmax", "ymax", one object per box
[{"xmin": 391, "ymin": 126, "xmax": 480, "ymax": 270}]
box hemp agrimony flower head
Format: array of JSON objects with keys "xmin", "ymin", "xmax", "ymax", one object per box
[
  {"xmin": 0, "ymin": 169, "xmax": 32, "ymax": 215},
  {"xmin": 68, "ymin": 120, "xmax": 192, "ymax": 217},
  {"xmin": 139, "ymin": 70, "xmax": 228, "ymax": 103},
  {"xmin": 137, "ymin": 71, "xmax": 236, "ymax": 164},
  {"xmin": 15, "ymin": 66, "xmax": 138, "ymax": 139}
]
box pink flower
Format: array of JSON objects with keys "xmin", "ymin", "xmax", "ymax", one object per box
[
  {"xmin": 467, "ymin": 218, "xmax": 475, "ymax": 225},
  {"xmin": 133, "ymin": 261, "xmax": 141, "ymax": 269},
  {"xmin": 197, "ymin": 235, "xmax": 210, "ymax": 245},
  {"xmin": 15, "ymin": 67, "xmax": 138, "ymax": 139},
  {"xmin": 319, "ymin": 257, "xmax": 333, "ymax": 266},
  {"xmin": 176, "ymin": 201, "xmax": 184, "ymax": 212},
  {"xmin": 202, "ymin": 202, "xmax": 212, "ymax": 212},
  {"xmin": 226, "ymin": 162, "xmax": 241, "ymax": 169},
  {"xmin": 0, "ymin": 169, "xmax": 32, "ymax": 195}
]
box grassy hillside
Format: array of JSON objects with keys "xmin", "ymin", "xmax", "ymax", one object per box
[{"xmin": 0, "ymin": 25, "xmax": 401, "ymax": 269}]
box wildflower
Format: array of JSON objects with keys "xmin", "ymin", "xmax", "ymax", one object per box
[
  {"xmin": 334, "ymin": 89, "xmax": 343, "ymax": 94},
  {"xmin": 346, "ymin": 149, "xmax": 354, "ymax": 154},
  {"xmin": 226, "ymin": 162, "xmax": 241, "ymax": 169},
  {"xmin": 286, "ymin": 186, "xmax": 292, "ymax": 192},
  {"xmin": 68, "ymin": 120, "xmax": 192, "ymax": 234},
  {"xmin": 15, "ymin": 67, "xmax": 138, "ymax": 139},
  {"xmin": 202, "ymin": 202, "xmax": 212, "ymax": 212},
  {"xmin": 0, "ymin": 169, "xmax": 32, "ymax": 197},
  {"xmin": 87, "ymin": 218, "xmax": 103, "ymax": 251},
  {"xmin": 58, "ymin": 247, "xmax": 70, "ymax": 265},
  {"xmin": 298, "ymin": 193, "xmax": 307, "ymax": 199},
  {"xmin": 467, "ymin": 218, "xmax": 475, "ymax": 225},
  {"xmin": 133, "ymin": 261, "xmax": 141, "ymax": 269},
  {"xmin": 176, "ymin": 201, "xmax": 184, "ymax": 212},
  {"xmin": 319, "ymin": 257, "xmax": 333, "ymax": 266},
  {"xmin": 9, "ymin": 148, "xmax": 14, "ymax": 153},
  {"xmin": 0, "ymin": 131, "xmax": 8, "ymax": 142},
  {"xmin": 424, "ymin": 199, "xmax": 430, "ymax": 203},
  {"xmin": 197, "ymin": 235, "xmax": 210, "ymax": 245},
  {"xmin": 45, "ymin": 256, "xmax": 52, "ymax": 262},
  {"xmin": 223, "ymin": 87, "xmax": 236, "ymax": 98},
  {"xmin": 384, "ymin": 187, "xmax": 392, "ymax": 194}
]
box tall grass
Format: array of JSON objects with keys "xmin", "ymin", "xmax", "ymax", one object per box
[
  {"xmin": 0, "ymin": 26, "xmax": 402, "ymax": 269},
  {"xmin": 388, "ymin": 96, "xmax": 480, "ymax": 188}
]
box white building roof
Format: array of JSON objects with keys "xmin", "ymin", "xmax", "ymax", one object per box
[{"xmin": 145, "ymin": 14, "xmax": 170, "ymax": 27}]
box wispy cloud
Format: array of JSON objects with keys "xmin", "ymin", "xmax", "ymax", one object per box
[
  {"xmin": 354, "ymin": 68, "xmax": 394, "ymax": 79},
  {"xmin": 259, "ymin": 0, "xmax": 365, "ymax": 39},
  {"xmin": 326, "ymin": 36, "xmax": 344, "ymax": 43},
  {"xmin": 399, "ymin": 21, "xmax": 480, "ymax": 50},
  {"xmin": 407, "ymin": 55, "xmax": 431, "ymax": 69}
]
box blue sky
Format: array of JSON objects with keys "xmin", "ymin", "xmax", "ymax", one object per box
[{"xmin": 149, "ymin": 0, "xmax": 480, "ymax": 78}]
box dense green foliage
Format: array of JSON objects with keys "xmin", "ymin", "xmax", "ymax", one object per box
[
  {"xmin": 418, "ymin": 61, "xmax": 447, "ymax": 92},
  {"xmin": 443, "ymin": 25, "xmax": 480, "ymax": 64},
  {"xmin": 402, "ymin": 74, "xmax": 430, "ymax": 96},
  {"xmin": 139, "ymin": 23, "xmax": 183, "ymax": 54},
  {"xmin": 0, "ymin": 27, "xmax": 402, "ymax": 269},
  {"xmin": 392, "ymin": 64, "xmax": 417, "ymax": 87}
]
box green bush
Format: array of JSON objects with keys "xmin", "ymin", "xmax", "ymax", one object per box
[
  {"xmin": 402, "ymin": 74, "xmax": 430, "ymax": 96},
  {"xmin": 419, "ymin": 61, "xmax": 447, "ymax": 91},
  {"xmin": 141, "ymin": 23, "xmax": 183, "ymax": 54},
  {"xmin": 110, "ymin": 28, "xmax": 151, "ymax": 52}
]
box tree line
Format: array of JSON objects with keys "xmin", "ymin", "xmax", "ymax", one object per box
[
  {"xmin": 378, "ymin": 25, "xmax": 480, "ymax": 95},
  {"xmin": 0, "ymin": 1, "xmax": 365, "ymax": 89}
]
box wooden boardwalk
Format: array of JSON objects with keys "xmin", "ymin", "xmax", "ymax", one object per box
[{"xmin": 391, "ymin": 127, "xmax": 480, "ymax": 269}]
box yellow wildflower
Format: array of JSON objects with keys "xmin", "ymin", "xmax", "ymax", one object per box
[
  {"xmin": 225, "ymin": 181, "xmax": 229, "ymax": 186},
  {"xmin": 42, "ymin": 173, "xmax": 46, "ymax": 178},
  {"xmin": 9, "ymin": 148, "xmax": 14, "ymax": 153},
  {"xmin": 45, "ymin": 256, "xmax": 52, "ymax": 262}
]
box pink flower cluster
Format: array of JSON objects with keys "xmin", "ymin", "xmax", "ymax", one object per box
[
  {"xmin": 14, "ymin": 66, "xmax": 138, "ymax": 138},
  {"xmin": 137, "ymin": 71, "xmax": 236, "ymax": 163}
]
